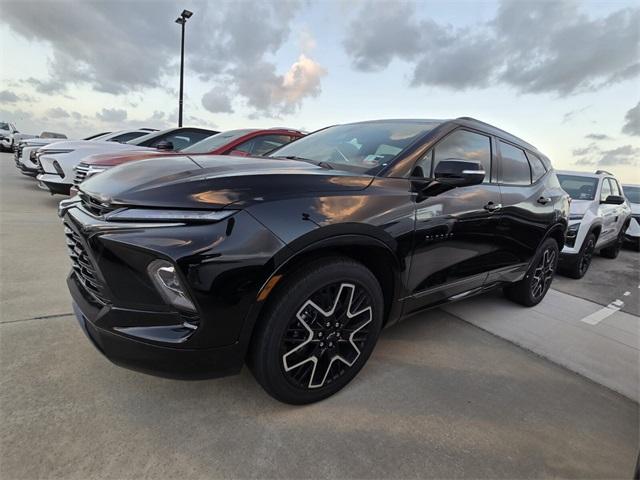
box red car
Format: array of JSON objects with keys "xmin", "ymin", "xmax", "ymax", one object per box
[{"xmin": 72, "ymin": 128, "xmax": 305, "ymax": 191}]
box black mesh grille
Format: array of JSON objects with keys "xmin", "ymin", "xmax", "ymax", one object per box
[{"xmin": 64, "ymin": 222, "xmax": 107, "ymax": 304}]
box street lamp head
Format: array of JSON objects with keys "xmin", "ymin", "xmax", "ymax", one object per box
[
  {"xmin": 181, "ymin": 9, "xmax": 193, "ymax": 19},
  {"xmin": 175, "ymin": 17, "xmax": 185, "ymax": 24}
]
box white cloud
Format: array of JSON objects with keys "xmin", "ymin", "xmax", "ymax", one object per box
[{"xmin": 622, "ymin": 102, "xmax": 640, "ymax": 136}]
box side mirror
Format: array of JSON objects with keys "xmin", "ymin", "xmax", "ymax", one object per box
[
  {"xmin": 434, "ymin": 159, "xmax": 485, "ymax": 187},
  {"xmin": 601, "ymin": 195, "xmax": 625, "ymax": 205},
  {"xmin": 155, "ymin": 140, "xmax": 174, "ymax": 151}
]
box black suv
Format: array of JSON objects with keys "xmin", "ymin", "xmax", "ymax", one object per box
[{"xmin": 59, "ymin": 118, "xmax": 569, "ymax": 404}]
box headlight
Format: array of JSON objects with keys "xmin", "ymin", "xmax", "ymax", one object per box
[
  {"xmin": 41, "ymin": 149, "xmax": 74, "ymax": 155},
  {"xmin": 104, "ymin": 209, "xmax": 236, "ymax": 223},
  {"xmin": 566, "ymin": 223, "xmax": 580, "ymax": 237},
  {"xmin": 52, "ymin": 160, "xmax": 65, "ymax": 177},
  {"xmin": 147, "ymin": 259, "xmax": 196, "ymax": 312}
]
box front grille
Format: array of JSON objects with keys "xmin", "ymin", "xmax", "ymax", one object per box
[
  {"xmin": 74, "ymin": 163, "xmax": 89, "ymax": 186},
  {"xmin": 64, "ymin": 222, "xmax": 107, "ymax": 304},
  {"xmin": 79, "ymin": 192, "xmax": 115, "ymax": 217}
]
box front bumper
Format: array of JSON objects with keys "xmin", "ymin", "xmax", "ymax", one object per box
[
  {"xmin": 37, "ymin": 173, "xmax": 71, "ymax": 195},
  {"xmin": 70, "ymin": 277, "xmax": 244, "ymax": 379},
  {"xmin": 63, "ymin": 204, "xmax": 286, "ymax": 379}
]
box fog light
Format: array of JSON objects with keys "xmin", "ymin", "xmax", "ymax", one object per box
[{"xmin": 147, "ymin": 259, "xmax": 196, "ymax": 312}]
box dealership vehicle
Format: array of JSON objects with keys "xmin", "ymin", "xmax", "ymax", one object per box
[
  {"xmin": 556, "ymin": 171, "xmax": 631, "ymax": 278},
  {"xmin": 15, "ymin": 131, "xmax": 114, "ymax": 176},
  {"xmin": 60, "ymin": 118, "xmax": 568, "ymax": 404},
  {"xmin": 38, "ymin": 127, "xmax": 216, "ymax": 195},
  {"xmin": 0, "ymin": 122, "xmax": 35, "ymax": 151},
  {"xmin": 72, "ymin": 128, "xmax": 304, "ymax": 188},
  {"xmin": 623, "ymin": 184, "xmax": 640, "ymax": 251}
]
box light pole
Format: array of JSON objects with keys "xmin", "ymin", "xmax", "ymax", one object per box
[{"xmin": 175, "ymin": 9, "xmax": 193, "ymax": 127}]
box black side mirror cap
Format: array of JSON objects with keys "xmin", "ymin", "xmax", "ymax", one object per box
[
  {"xmin": 601, "ymin": 194, "xmax": 625, "ymax": 205},
  {"xmin": 434, "ymin": 159, "xmax": 485, "ymax": 187}
]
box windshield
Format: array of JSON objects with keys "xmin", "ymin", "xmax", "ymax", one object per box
[
  {"xmin": 0, "ymin": 122, "xmax": 9, "ymax": 130},
  {"xmin": 268, "ymin": 121, "xmax": 442, "ymax": 174},
  {"xmin": 182, "ymin": 129, "xmax": 255, "ymax": 154},
  {"xmin": 557, "ymin": 174, "xmax": 599, "ymax": 200},
  {"xmin": 624, "ymin": 186, "xmax": 640, "ymax": 204}
]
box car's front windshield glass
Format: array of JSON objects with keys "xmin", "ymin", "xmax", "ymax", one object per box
[
  {"xmin": 624, "ymin": 186, "xmax": 640, "ymax": 204},
  {"xmin": 127, "ymin": 130, "xmax": 166, "ymax": 145},
  {"xmin": 182, "ymin": 129, "xmax": 255, "ymax": 154},
  {"xmin": 0, "ymin": 122, "xmax": 9, "ymax": 130},
  {"xmin": 268, "ymin": 121, "xmax": 442, "ymax": 175},
  {"xmin": 557, "ymin": 174, "xmax": 599, "ymax": 200}
]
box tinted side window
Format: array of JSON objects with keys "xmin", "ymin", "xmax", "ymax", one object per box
[
  {"xmin": 526, "ymin": 151, "xmax": 547, "ymax": 182},
  {"xmin": 109, "ymin": 131, "xmax": 147, "ymax": 143},
  {"xmin": 600, "ymin": 178, "xmax": 612, "ymax": 201},
  {"xmin": 433, "ymin": 130, "xmax": 491, "ymax": 183},
  {"xmin": 150, "ymin": 130, "xmax": 212, "ymax": 150},
  {"xmin": 500, "ymin": 141, "xmax": 531, "ymax": 185}
]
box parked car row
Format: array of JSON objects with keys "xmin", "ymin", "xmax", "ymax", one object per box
[{"xmin": 8, "ymin": 116, "xmax": 637, "ymax": 404}]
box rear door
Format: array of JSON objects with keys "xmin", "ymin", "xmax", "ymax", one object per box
[
  {"xmin": 405, "ymin": 128, "xmax": 504, "ymax": 312},
  {"xmin": 490, "ymin": 140, "xmax": 557, "ymax": 283}
]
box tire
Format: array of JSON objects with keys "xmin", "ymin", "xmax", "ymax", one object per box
[
  {"xmin": 504, "ymin": 238, "xmax": 559, "ymax": 307},
  {"xmin": 561, "ymin": 233, "xmax": 596, "ymax": 279},
  {"xmin": 600, "ymin": 227, "xmax": 626, "ymax": 259},
  {"xmin": 249, "ymin": 257, "xmax": 384, "ymax": 404}
]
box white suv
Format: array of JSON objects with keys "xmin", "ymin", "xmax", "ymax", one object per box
[
  {"xmin": 623, "ymin": 184, "xmax": 640, "ymax": 251},
  {"xmin": 556, "ymin": 170, "xmax": 631, "ymax": 278}
]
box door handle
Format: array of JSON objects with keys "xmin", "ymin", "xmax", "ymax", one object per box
[
  {"xmin": 484, "ymin": 202, "xmax": 502, "ymax": 212},
  {"xmin": 537, "ymin": 196, "xmax": 551, "ymax": 205}
]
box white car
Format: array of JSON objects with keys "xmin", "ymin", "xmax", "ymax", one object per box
[
  {"xmin": 16, "ymin": 131, "xmax": 117, "ymax": 177},
  {"xmin": 622, "ymin": 184, "xmax": 640, "ymax": 251},
  {"xmin": 556, "ymin": 170, "xmax": 631, "ymax": 278},
  {"xmin": 36, "ymin": 127, "xmax": 217, "ymax": 195},
  {"xmin": 0, "ymin": 122, "xmax": 35, "ymax": 151}
]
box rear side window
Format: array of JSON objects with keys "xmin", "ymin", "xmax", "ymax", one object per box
[
  {"xmin": 600, "ymin": 178, "xmax": 612, "ymax": 201},
  {"xmin": 526, "ymin": 151, "xmax": 547, "ymax": 182},
  {"xmin": 432, "ymin": 130, "xmax": 492, "ymax": 183},
  {"xmin": 500, "ymin": 141, "xmax": 531, "ymax": 185}
]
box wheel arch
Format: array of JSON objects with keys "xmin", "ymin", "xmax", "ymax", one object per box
[{"xmin": 239, "ymin": 231, "xmax": 406, "ymax": 361}]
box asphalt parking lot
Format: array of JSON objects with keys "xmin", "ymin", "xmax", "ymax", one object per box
[{"xmin": 1, "ymin": 152, "xmax": 638, "ymax": 479}]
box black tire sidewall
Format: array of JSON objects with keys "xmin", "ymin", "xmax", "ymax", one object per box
[{"xmin": 252, "ymin": 258, "xmax": 384, "ymax": 404}]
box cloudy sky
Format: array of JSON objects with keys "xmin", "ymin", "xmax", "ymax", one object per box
[{"xmin": 1, "ymin": 0, "xmax": 639, "ymax": 182}]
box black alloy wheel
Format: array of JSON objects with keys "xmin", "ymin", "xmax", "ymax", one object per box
[
  {"xmin": 578, "ymin": 236, "xmax": 595, "ymax": 277},
  {"xmin": 530, "ymin": 245, "xmax": 557, "ymax": 301},
  {"xmin": 600, "ymin": 228, "xmax": 625, "ymax": 259},
  {"xmin": 504, "ymin": 238, "xmax": 559, "ymax": 307},
  {"xmin": 249, "ymin": 257, "xmax": 383, "ymax": 404},
  {"xmin": 280, "ymin": 281, "xmax": 373, "ymax": 389}
]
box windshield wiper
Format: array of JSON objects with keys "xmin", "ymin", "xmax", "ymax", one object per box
[{"xmin": 277, "ymin": 155, "xmax": 334, "ymax": 170}]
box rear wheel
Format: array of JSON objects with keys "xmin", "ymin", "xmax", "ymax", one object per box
[
  {"xmin": 504, "ymin": 238, "xmax": 559, "ymax": 307},
  {"xmin": 600, "ymin": 227, "xmax": 625, "ymax": 259},
  {"xmin": 561, "ymin": 233, "xmax": 596, "ymax": 279},
  {"xmin": 249, "ymin": 257, "xmax": 384, "ymax": 404}
]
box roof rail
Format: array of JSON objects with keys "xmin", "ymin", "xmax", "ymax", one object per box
[{"xmin": 595, "ymin": 170, "xmax": 613, "ymax": 175}]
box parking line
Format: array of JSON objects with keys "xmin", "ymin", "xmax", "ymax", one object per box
[{"xmin": 580, "ymin": 300, "xmax": 624, "ymax": 326}]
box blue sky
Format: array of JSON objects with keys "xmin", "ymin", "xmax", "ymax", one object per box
[{"xmin": 1, "ymin": 0, "xmax": 639, "ymax": 182}]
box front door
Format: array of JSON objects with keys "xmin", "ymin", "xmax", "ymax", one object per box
[{"xmin": 404, "ymin": 128, "xmax": 504, "ymax": 314}]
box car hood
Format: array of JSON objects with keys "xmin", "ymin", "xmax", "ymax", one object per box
[
  {"xmin": 84, "ymin": 149, "xmax": 172, "ymax": 166},
  {"xmin": 569, "ymin": 199, "xmax": 592, "ymax": 216},
  {"xmin": 80, "ymin": 155, "xmax": 374, "ymax": 209}
]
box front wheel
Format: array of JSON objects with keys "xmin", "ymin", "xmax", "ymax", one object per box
[
  {"xmin": 561, "ymin": 233, "xmax": 595, "ymax": 279},
  {"xmin": 504, "ymin": 238, "xmax": 559, "ymax": 307},
  {"xmin": 249, "ymin": 257, "xmax": 384, "ymax": 404}
]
